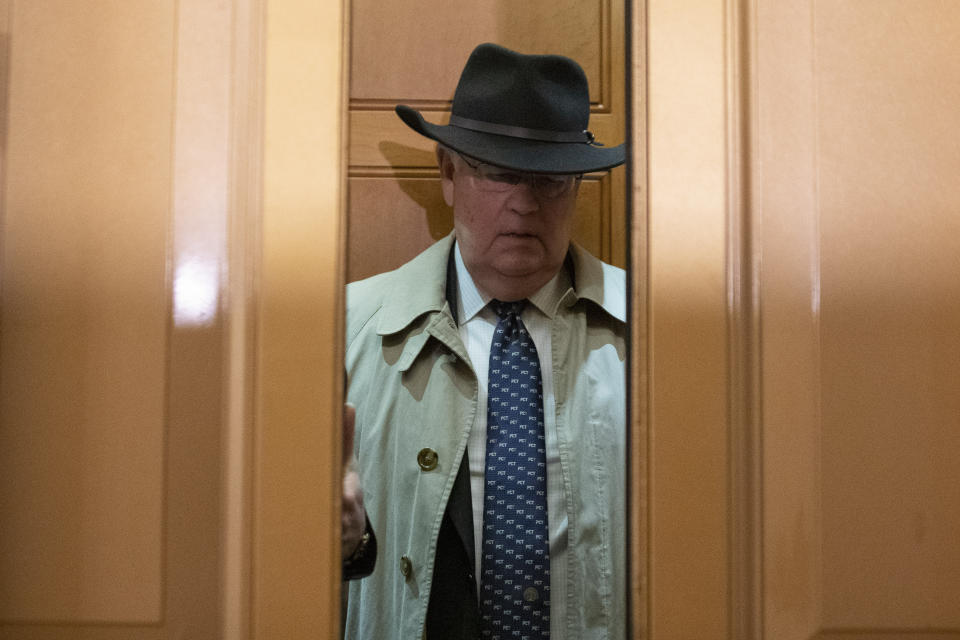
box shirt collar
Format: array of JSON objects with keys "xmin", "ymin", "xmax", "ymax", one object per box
[
  {"xmin": 453, "ymin": 242, "xmax": 487, "ymax": 323},
  {"xmin": 453, "ymin": 241, "xmax": 570, "ymax": 322}
]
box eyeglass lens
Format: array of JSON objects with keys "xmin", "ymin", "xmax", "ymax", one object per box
[{"xmin": 460, "ymin": 155, "xmax": 579, "ymax": 198}]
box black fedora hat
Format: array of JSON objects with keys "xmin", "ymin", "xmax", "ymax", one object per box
[{"xmin": 396, "ymin": 43, "xmax": 625, "ymax": 175}]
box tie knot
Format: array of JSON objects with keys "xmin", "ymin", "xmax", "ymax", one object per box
[{"xmin": 491, "ymin": 300, "xmax": 525, "ymax": 320}]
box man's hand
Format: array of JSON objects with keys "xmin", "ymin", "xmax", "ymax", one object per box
[{"xmin": 341, "ymin": 403, "xmax": 366, "ymax": 560}]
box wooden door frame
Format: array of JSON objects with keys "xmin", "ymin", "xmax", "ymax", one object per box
[
  {"xmin": 249, "ymin": 1, "xmax": 751, "ymax": 639},
  {"xmin": 638, "ymin": 0, "xmax": 761, "ymax": 637},
  {"xmin": 248, "ymin": 1, "xmax": 659, "ymax": 638},
  {"xmin": 249, "ymin": 0, "xmax": 349, "ymax": 638}
]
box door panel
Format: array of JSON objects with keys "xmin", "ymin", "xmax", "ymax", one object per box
[
  {"xmin": 350, "ymin": 0, "xmax": 607, "ymax": 104},
  {"xmin": 644, "ymin": 1, "xmax": 960, "ymax": 638},
  {"xmin": 0, "ymin": 0, "xmax": 171, "ymax": 623},
  {"xmin": 761, "ymin": 1, "xmax": 960, "ymax": 637},
  {"xmin": 0, "ymin": 1, "xmax": 234, "ymax": 637}
]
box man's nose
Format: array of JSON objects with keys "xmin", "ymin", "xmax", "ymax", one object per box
[{"xmin": 506, "ymin": 180, "xmax": 540, "ymax": 214}]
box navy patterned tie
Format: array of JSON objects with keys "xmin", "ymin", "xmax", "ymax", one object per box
[{"xmin": 480, "ymin": 300, "xmax": 550, "ymax": 639}]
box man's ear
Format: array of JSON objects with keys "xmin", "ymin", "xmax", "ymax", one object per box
[{"xmin": 437, "ymin": 147, "xmax": 456, "ymax": 207}]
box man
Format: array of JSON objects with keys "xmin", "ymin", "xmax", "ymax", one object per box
[{"xmin": 344, "ymin": 43, "xmax": 626, "ymax": 639}]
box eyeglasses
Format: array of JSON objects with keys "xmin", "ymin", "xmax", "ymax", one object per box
[{"xmin": 456, "ymin": 154, "xmax": 582, "ymax": 199}]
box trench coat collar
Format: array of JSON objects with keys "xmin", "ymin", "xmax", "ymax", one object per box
[
  {"xmin": 565, "ymin": 241, "xmax": 627, "ymax": 323},
  {"xmin": 376, "ymin": 232, "xmax": 626, "ymax": 336}
]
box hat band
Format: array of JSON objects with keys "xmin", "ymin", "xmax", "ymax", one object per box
[{"xmin": 449, "ymin": 114, "xmax": 591, "ymax": 144}]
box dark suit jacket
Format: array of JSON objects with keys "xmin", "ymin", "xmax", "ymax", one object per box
[
  {"xmin": 425, "ymin": 260, "xmax": 482, "ymax": 638},
  {"xmin": 425, "ymin": 451, "xmax": 480, "ymax": 639}
]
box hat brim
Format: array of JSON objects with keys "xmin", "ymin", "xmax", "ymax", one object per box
[{"xmin": 396, "ymin": 105, "xmax": 625, "ymax": 175}]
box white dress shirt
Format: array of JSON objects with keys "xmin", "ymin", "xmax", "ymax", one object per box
[{"xmin": 453, "ymin": 242, "xmax": 569, "ymax": 639}]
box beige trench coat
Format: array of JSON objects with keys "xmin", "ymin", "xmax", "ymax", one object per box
[{"xmin": 343, "ymin": 234, "xmax": 626, "ymax": 640}]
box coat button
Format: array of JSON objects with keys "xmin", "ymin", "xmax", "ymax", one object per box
[
  {"xmin": 417, "ymin": 448, "xmax": 438, "ymax": 471},
  {"xmin": 523, "ymin": 586, "xmax": 539, "ymax": 602},
  {"xmin": 400, "ymin": 555, "xmax": 413, "ymax": 578}
]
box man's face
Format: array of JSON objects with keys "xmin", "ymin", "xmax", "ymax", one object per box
[{"xmin": 439, "ymin": 149, "xmax": 579, "ymax": 301}]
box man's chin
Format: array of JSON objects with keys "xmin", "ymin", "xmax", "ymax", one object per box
[
  {"xmin": 486, "ymin": 262, "xmax": 556, "ymax": 298},
  {"xmin": 493, "ymin": 259, "xmax": 546, "ymax": 280}
]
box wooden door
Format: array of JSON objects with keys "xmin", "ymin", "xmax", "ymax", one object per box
[
  {"xmin": 0, "ymin": 1, "xmax": 348, "ymax": 638},
  {"xmin": 346, "ymin": 0, "xmax": 627, "ymax": 282},
  {"xmin": 757, "ymin": 2, "xmax": 960, "ymax": 637},
  {"xmin": 0, "ymin": 1, "xmax": 241, "ymax": 637},
  {"xmin": 640, "ymin": 1, "xmax": 960, "ymax": 638}
]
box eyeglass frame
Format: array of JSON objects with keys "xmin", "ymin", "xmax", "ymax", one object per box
[{"xmin": 450, "ymin": 151, "xmax": 583, "ymax": 200}]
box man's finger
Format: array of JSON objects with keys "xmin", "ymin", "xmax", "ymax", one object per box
[{"xmin": 342, "ymin": 403, "xmax": 356, "ymax": 468}]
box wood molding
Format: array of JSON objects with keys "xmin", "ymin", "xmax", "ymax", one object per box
[
  {"xmin": 222, "ymin": 0, "xmax": 265, "ymax": 638},
  {"xmin": 252, "ymin": 0, "xmax": 347, "ymax": 637},
  {"xmin": 644, "ymin": 0, "xmax": 734, "ymax": 635},
  {"xmin": 726, "ymin": 0, "xmax": 763, "ymax": 638}
]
